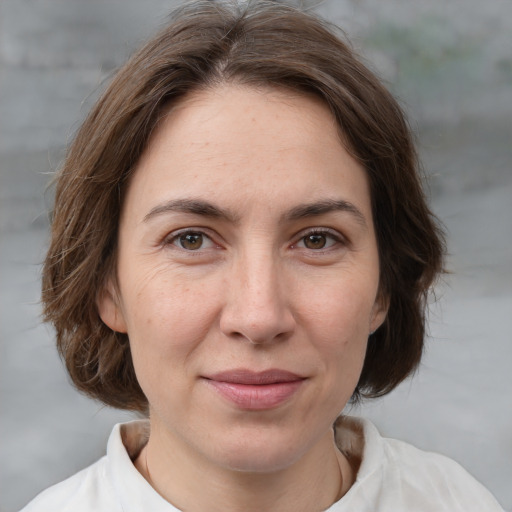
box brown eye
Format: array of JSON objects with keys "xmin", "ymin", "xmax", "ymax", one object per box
[
  {"xmin": 178, "ymin": 233, "xmax": 204, "ymax": 250},
  {"xmin": 168, "ymin": 229, "xmax": 216, "ymax": 252},
  {"xmin": 303, "ymin": 234, "xmax": 327, "ymax": 249},
  {"xmin": 295, "ymin": 230, "xmax": 342, "ymax": 251}
]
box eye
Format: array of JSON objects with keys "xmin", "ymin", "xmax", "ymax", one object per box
[
  {"xmin": 167, "ymin": 230, "xmax": 216, "ymax": 251},
  {"xmin": 302, "ymin": 233, "xmax": 330, "ymax": 250},
  {"xmin": 295, "ymin": 229, "xmax": 343, "ymax": 250}
]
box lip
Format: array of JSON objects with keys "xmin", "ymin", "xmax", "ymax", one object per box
[{"xmin": 203, "ymin": 369, "xmax": 306, "ymax": 410}]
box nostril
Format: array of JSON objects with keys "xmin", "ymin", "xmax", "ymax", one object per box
[{"xmin": 219, "ymin": 271, "xmax": 296, "ymax": 344}]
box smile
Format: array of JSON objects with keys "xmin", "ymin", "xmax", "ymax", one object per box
[{"xmin": 203, "ymin": 369, "xmax": 306, "ymax": 410}]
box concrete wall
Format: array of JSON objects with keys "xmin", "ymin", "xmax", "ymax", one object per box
[{"xmin": 1, "ymin": 1, "xmax": 510, "ymax": 510}]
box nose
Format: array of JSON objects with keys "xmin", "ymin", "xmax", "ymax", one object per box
[{"xmin": 219, "ymin": 249, "xmax": 296, "ymax": 345}]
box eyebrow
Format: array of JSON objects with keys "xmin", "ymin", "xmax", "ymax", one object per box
[
  {"xmin": 284, "ymin": 199, "xmax": 367, "ymax": 227},
  {"xmin": 143, "ymin": 197, "xmax": 367, "ymax": 227},
  {"xmin": 143, "ymin": 198, "xmax": 240, "ymax": 223}
]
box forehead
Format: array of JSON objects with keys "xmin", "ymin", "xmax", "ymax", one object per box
[
  {"xmin": 147, "ymin": 84, "xmax": 340, "ymax": 156},
  {"xmin": 125, "ymin": 84, "xmax": 371, "ymax": 222}
]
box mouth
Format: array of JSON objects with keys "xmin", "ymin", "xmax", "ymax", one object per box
[{"xmin": 202, "ymin": 369, "xmax": 306, "ymax": 410}]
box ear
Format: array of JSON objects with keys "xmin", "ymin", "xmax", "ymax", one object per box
[
  {"xmin": 96, "ymin": 279, "xmax": 128, "ymax": 333},
  {"xmin": 369, "ymin": 292, "xmax": 389, "ymax": 334}
]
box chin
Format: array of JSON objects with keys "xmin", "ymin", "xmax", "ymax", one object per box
[{"xmin": 205, "ymin": 427, "xmax": 310, "ymax": 474}]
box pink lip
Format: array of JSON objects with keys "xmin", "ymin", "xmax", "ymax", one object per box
[{"xmin": 203, "ymin": 369, "xmax": 305, "ymax": 410}]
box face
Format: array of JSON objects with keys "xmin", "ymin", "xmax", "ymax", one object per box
[{"xmin": 99, "ymin": 84, "xmax": 387, "ymax": 473}]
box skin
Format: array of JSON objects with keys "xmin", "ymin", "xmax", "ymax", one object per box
[{"xmin": 98, "ymin": 84, "xmax": 387, "ymax": 512}]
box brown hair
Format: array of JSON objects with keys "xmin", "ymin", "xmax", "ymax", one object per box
[{"xmin": 42, "ymin": 0, "xmax": 445, "ymax": 411}]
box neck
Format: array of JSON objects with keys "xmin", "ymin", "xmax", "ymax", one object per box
[{"xmin": 134, "ymin": 421, "xmax": 354, "ymax": 512}]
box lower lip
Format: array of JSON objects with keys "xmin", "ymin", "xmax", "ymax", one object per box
[{"xmin": 205, "ymin": 379, "xmax": 304, "ymax": 410}]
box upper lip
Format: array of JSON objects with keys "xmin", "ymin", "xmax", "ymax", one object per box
[{"xmin": 204, "ymin": 369, "xmax": 305, "ymax": 385}]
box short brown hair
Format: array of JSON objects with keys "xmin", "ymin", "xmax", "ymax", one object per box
[{"xmin": 42, "ymin": 0, "xmax": 445, "ymax": 411}]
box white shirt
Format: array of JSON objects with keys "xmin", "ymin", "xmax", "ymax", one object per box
[{"xmin": 21, "ymin": 417, "xmax": 504, "ymax": 511}]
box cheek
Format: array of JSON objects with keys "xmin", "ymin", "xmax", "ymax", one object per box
[
  {"xmin": 300, "ymin": 272, "xmax": 377, "ymax": 341},
  {"xmin": 298, "ymin": 273, "xmax": 375, "ymax": 386},
  {"xmin": 120, "ymin": 265, "xmax": 221, "ymax": 372}
]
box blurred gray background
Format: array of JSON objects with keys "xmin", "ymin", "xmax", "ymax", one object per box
[{"xmin": 0, "ymin": 0, "xmax": 510, "ymax": 510}]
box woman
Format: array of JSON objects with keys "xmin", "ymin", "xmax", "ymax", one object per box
[{"xmin": 23, "ymin": 1, "xmax": 504, "ymax": 511}]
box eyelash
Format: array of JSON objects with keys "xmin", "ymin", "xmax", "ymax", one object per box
[
  {"xmin": 292, "ymin": 228, "xmax": 346, "ymax": 252},
  {"xmin": 164, "ymin": 229, "xmax": 219, "ymax": 252},
  {"xmin": 164, "ymin": 227, "xmax": 346, "ymax": 253}
]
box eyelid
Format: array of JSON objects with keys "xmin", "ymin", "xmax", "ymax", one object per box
[
  {"xmin": 163, "ymin": 227, "xmax": 222, "ymax": 251},
  {"xmin": 291, "ymin": 227, "xmax": 347, "ymax": 249}
]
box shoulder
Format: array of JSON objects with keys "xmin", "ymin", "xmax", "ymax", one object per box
[
  {"xmin": 20, "ymin": 421, "xmax": 175, "ymax": 512},
  {"xmin": 19, "ymin": 456, "xmax": 118, "ymax": 512},
  {"xmin": 20, "ymin": 422, "xmax": 141, "ymax": 512},
  {"xmin": 383, "ymin": 433, "xmax": 478, "ymax": 479},
  {"xmin": 382, "ymin": 436, "xmax": 503, "ymax": 508},
  {"xmin": 334, "ymin": 416, "xmax": 505, "ymax": 512}
]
